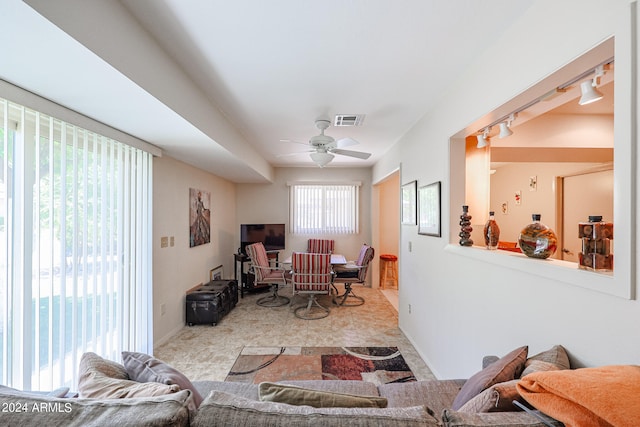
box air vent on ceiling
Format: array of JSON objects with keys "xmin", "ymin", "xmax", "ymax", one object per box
[{"xmin": 334, "ymin": 114, "xmax": 365, "ymax": 127}]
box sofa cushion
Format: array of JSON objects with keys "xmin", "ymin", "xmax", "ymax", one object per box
[
  {"xmin": 192, "ymin": 380, "xmax": 259, "ymax": 400},
  {"xmin": 378, "ymin": 379, "xmax": 464, "ymax": 413},
  {"xmin": 442, "ymin": 408, "xmax": 564, "ymax": 426},
  {"xmin": 192, "ymin": 390, "xmax": 439, "ymax": 427},
  {"xmin": 457, "ymin": 379, "xmax": 522, "ymax": 413},
  {"xmin": 258, "ymin": 382, "xmax": 388, "ymax": 408},
  {"xmin": 78, "ymin": 352, "xmax": 180, "ymax": 399},
  {"xmin": 122, "ymin": 351, "xmax": 203, "ymax": 408},
  {"xmin": 451, "ymin": 346, "xmax": 528, "ymax": 410},
  {"xmin": 0, "ymin": 385, "xmax": 191, "ymax": 427}
]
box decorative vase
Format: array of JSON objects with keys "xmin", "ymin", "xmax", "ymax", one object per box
[
  {"xmin": 483, "ymin": 211, "xmax": 500, "ymax": 250},
  {"xmin": 459, "ymin": 205, "xmax": 474, "ymax": 246},
  {"xmin": 518, "ymin": 214, "xmax": 557, "ymax": 259},
  {"xmin": 578, "ymin": 215, "xmax": 613, "ymax": 271}
]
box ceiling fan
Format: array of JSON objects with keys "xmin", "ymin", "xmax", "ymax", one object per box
[{"xmin": 279, "ymin": 119, "xmax": 371, "ymax": 167}]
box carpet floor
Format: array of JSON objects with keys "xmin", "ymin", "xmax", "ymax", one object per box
[{"xmin": 155, "ymin": 286, "xmax": 434, "ymax": 382}]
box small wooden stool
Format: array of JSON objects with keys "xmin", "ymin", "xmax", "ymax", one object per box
[{"xmin": 379, "ymin": 254, "xmax": 398, "ymax": 289}]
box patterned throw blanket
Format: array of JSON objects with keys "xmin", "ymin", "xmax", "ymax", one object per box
[{"xmin": 517, "ymin": 365, "xmax": 640, "ymax": 427}]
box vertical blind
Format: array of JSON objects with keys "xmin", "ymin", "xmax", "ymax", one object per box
[
  {"xmin": 290, "ymin": 184, "xmax": 359, "ymax": 234},
  {"xmin": 0, "ymin": 97, "xmax": 153, "ymax": 391}
]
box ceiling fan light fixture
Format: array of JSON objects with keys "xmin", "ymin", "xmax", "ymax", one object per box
[{"xmin": 310, "ymin": 151, "xmax": 334, "ymax": 167}]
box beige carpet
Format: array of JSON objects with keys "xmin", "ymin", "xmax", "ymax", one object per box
[{"xmin": 154, "ymin": 286, "xmax": 434, "ymax": 383}]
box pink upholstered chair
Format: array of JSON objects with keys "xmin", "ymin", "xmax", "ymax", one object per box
[
  {"xmin": 246, "ymin": 242, "xmax": 290, "ymax": 307},
  {"xmin": 332, "ymin": 244, "xmax": 374, "ymax": 306},
  {"xmin": 290, "ymin": 252, "xmax": 333, "ymax": 319},
  {"xmin": 307, "ymin": 239, "xmax": 335, "ymax": 254}
]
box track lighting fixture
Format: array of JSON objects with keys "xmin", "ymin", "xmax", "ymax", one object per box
[
  {"xmin": 498, "ymin": 113, "xmax": 516, "ymax": 138},
  {"xmin": 476, "ymin": 127, "xmax": 490, "ymax": 148},
  {"xmin": 473, "ymin": 59, "xmax": 612, "ymax": 148},
  {"xmin": 579, "ymin": 65, "xmax": 605, "ymax": 105}
]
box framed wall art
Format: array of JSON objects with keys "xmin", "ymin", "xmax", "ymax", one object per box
[
  {"xmin": 209, "ymin": 265, "xmax": 224, "ymax": 281},
  {"xmin": 189, "ymin": 188, "xmax": 211, "ymax": 247},
  {"xmin": 401, "ymin": 180, "xmax": 417, "ymax": 225},
  {"xmin": 418, "ymin": 181, "xmax": 441, "ymax": 237}
]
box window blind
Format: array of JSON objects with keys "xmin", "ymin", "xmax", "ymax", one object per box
[
  {"xmin": 290, "ymin": 184, "xmax": 359, "ymax": 235},
  {"xmin": 0, "ymin": 97, "xmax": 153, "ymax": 391}
]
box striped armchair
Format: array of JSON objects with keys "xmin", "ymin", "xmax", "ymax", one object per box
[
  {"xmin": 332, "ymin": 244, "xmax": 374, "ymax": 306},
  {"xmin": 291, "ymin": 252, "xmax": 333, "ymax": 319},
  {"xmin": 246, "ymin": 242, "xmax": 290, "ymax": 307},
  {"xmin": 307, "ymin": 239, "xmax": 335, "ymax": 254}
]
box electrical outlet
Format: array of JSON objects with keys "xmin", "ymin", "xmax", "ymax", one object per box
[
  {"xmin": 408, "ymin": 304, "xmax": 412, "ymax": 314},
  {"xmin": 170, "ymin": 236, "xmax": 175, "ymax": 247},
  {"xmin": 160, "ymin": 236, "xmax": 168, "ymax": 248},
  {"xmin": 160, "ymin": 303, "xmax": 166, "ymax": 316},
  {"xmin": 408, "ymin": 241, "xmax": 412, "ymax": 252}
]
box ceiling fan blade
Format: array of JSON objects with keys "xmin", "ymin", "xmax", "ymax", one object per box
[
  {"xmin": 276, "ymin": 150, "xmax": 312, "ymax": 158},
  {"xmin": 330, "ymin": 148, "xmax": 371, "ymax": 159},
  {"xmin": 280, "ymin": 139, "xmax": 309, "ymax": 146},
  {"xmin": 335, "ymin": 137, "xmax": 359, "ymax": 148}
]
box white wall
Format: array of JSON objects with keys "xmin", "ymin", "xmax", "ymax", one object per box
[
  {"xmin": 153, "ymin": 156, "xmax": 237, "ymax": 346},
  {"xmin": 236, "ymin": 167, "xmax": 373, "ymax": 275},
  {"xmin": 487, "ymin": 162, "xmax": 603, "ymax": 245},
  {"xmin": 373, "ymin": 0, "xmax": 640, "ymax": 379}
]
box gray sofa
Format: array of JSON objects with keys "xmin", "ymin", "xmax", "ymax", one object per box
[
  {"xmin": 0, "ymin": 378, "xmax": 561, "ymax": 427},
  {"xmin": 0, "ymin": 347, "xmax": 568, "ymax": 426}
]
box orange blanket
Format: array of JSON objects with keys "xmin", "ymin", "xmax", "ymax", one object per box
[{"xmin": 517, "ymin": 365, "xmax": 640, "ymax": 427}]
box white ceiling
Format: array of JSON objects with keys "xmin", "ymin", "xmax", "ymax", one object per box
[{"xmin": 4, "ymin": 0, "xmax": 537, "ymax": 182}]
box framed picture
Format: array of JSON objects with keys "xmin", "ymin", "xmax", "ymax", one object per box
[
  {"xmin": 418, "ymin": 181, "xmax": 441, "ymax": 237},
  {"xmin": 401, "ymin": 181, "xmax": 417, "ymax": 225},
  {"xmin": 189, "ymin": 188, "xmax": 211, "ymax": 247},
  {"xmin": 209, "ymin": 265, "xmax": 224, "ymax": 281}
]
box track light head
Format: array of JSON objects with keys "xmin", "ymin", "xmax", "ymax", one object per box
[
  {"xmin": 579, "ymin": 65, "xmax": 605, "ymax": 105},
  {"xmin": 498, "ymin": 122, "xmax": 513, "ymax": 138},
  {"xmin": 476, "ymin": 127, "xmax": 490, "ymax": 148},
  {"xmin": 579, "ymin": 80, "xmax": 604, "ymax": 105}
]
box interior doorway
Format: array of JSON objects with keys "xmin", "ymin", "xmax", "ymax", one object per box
[
  {"xmin": 557, "ymin": 166, "xmax": 613, "ymax": 261},
  {"xmin": 373, "ymin": 170, "xmax": 400, "ymax": 311}
]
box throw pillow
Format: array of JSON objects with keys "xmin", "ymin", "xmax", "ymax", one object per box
[
  {"xmin": 521, "ymin": 360, "xmax": 562, "ymax": 377},
  {"xmin": 78, "ymin": 352, "xmax": 180, "ymax": 399},
  {"xmin": 121, "ymin": 351, "xmax": 203, "ymax": 408},
  {"xmin": 258, "ymin": 382, "xmax": 388, "ymax": 408},
  {"xmin": 451, "ymin": 346, "xmax": 528, "ymax": 411},
  {"xmin": 525, "ymin": 345, "xmax": 570, "ymax": 371},
  {"xmin": 457, "ymin": 379, "xmax": 523, "ymax": 413}
]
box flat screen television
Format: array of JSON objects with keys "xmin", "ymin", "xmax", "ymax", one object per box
[{"xmin": 240, "ymin": 223, "xmax": 286, "ymax": 254}]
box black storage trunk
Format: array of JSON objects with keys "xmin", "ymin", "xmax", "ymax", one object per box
[{"xmin": 186, "ymin": 280, "xmax": 238, "ymax": 326}]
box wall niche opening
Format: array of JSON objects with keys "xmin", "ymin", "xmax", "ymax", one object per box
[{"xmin": 447, "ymin": 36, "xmax": 635, "ymax": 300}]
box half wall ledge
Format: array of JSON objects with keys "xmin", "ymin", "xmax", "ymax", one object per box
[{"xmin": 444, "ymin": 244, "xmax": 632, "ymax": 300}]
